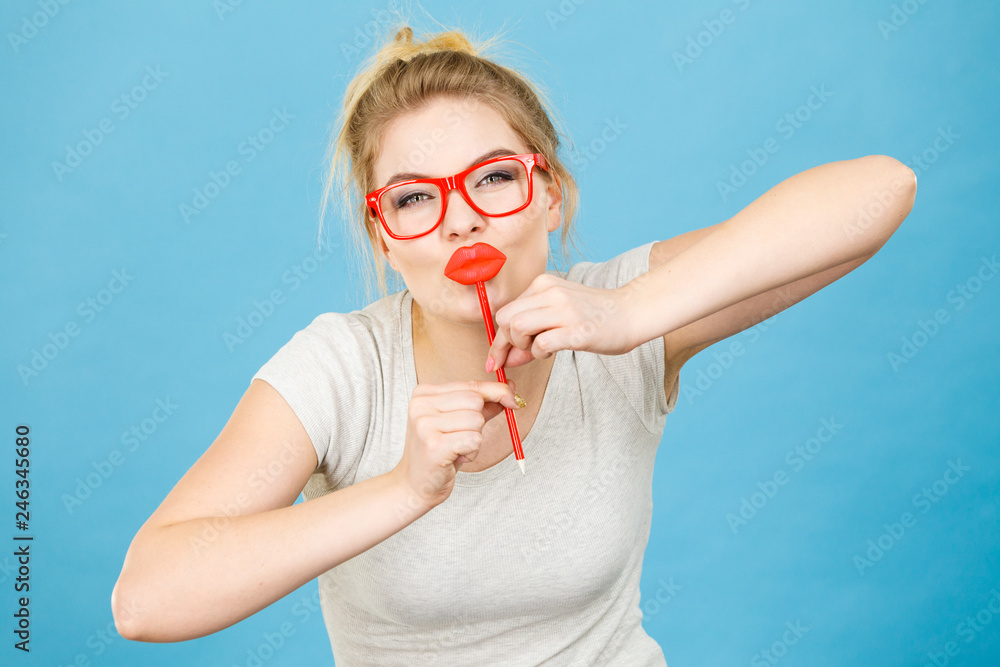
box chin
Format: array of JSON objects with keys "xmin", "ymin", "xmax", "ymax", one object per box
[{"xmin": 457, "ymin": 279, "xmax": 509, "ymax": 326}]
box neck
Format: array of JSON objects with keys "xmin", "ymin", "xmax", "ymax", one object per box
[{"xmin": 411, "ymin": 296, "xmax": 553, "ymax": 393}]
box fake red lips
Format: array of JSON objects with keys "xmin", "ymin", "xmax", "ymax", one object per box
[{"xmin": 444, "ymin": 243, "xmax": 507, "ymax": 285}]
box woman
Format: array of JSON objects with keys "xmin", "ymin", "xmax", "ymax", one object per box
[{"xmin": 111, "ymin": 24, "xmax": 916, "ymax": 665}]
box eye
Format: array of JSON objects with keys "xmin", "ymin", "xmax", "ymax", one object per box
[
  {"xmin": 395, "ymin": 191, "xmax": 433, "ymax": 209},
  {"xmin": 478, "ymin": 170, "xmax": 514, "ymax": 186}
]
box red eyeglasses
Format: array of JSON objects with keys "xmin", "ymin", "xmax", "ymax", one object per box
[{"xmin": 365, "ymin": 153, "xmax": 549, "ymax": 240}]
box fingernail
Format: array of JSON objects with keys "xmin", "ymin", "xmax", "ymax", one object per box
[
  {"xmin": 485, "ymin": 357, "xmax": 495, "ymax": 373},
  {"xmin": 514, "ymin": 393, "xmax": 526, "ymax": 409}
]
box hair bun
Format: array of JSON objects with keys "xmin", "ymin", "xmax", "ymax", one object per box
[
  {"xmin": 393, "ymin": 27, "xmax": 413, "ymax": 45},
  {"xmin": 381, "ymin": 26, "xmax": 478, "ymax": 65}
]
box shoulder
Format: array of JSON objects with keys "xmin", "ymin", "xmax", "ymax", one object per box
[
  {"xmin": 562, "ymin": 241, "xmax": 657, "ymax": 290},
  {"xmin": 267, "ymin": 312, "xmax": 374, "ymax": 371},
  {"xmin": 250, "ymin": 294, "xmax": 404, "ymax": 486},
  {"xmin": 252, "ymin": 292, "xmax": 406, "ymax": 416},
  {"xmin": 286, "ymin": 290, "xmax": 404, "ymax": 357}
]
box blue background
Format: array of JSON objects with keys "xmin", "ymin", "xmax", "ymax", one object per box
[{"xmin": 2, "ymin": 0, "xmax": 998, "ymax": 665}]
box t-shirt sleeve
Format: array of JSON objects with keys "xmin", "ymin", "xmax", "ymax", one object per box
[
  {"xmin": 567, "ymin": 241, "xmax": 679, "ymax": 430},
  {"xmin": 250, "ymin": 312, "xmax": 374, "ymax": 488}
]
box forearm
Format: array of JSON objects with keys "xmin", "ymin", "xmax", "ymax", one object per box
[
  {"xmin": 624, "ymin": 155, "xmax": 916, "ymax": 344},
  {"xmin": 113, "ymin": 470, "xmax": 431, "ymax": 642}
]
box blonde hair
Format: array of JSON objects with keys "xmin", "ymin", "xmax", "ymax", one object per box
[{"xmin": 319, "ymin": 12, "xmax": 584, "ymax": 304}]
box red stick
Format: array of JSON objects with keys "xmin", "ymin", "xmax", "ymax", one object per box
[{"xmin": 474, "ymin": 281, "xmax": 524, "ymax": 463}]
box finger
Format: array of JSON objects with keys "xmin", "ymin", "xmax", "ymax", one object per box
[
  {"xmin": 455, "ymin": 436, "xmax": 481, "ymax": 468},
  {"xmin": 505, "ymin": 306, "xmax": 559, "ymax": 353},
  {"xmin": 480, "ymin": 399, "xmax": 508, "ymax": 423},
  {"xmin": 530, "ymin": 329, "xmax": 565, "ymax": 360},
  {"xmin": 428, "ymin": 390, "xmax": 493, "ymax": 414},
  {"xmin": 491, "ymin": 288, "xmax": 560, "ymax": 368},
  {"xmin": 503, "ymin": 346, "xmax": 538, "ymax": 369},
  {"xmin": 492, "ymin": 293, "xmax": 545, "ymax": 354},
  {"xmin": 444, "ymin": 431, "xmax": 481, "ymax": 461},
  {"xmin": 491, "ymin": 306, "xmax": 558, "ymax": 371},
  {"xmin": 445, "ymin": 380, "xmax": 520, "ymax": 411},
  {"xmin": 415, "ymin": 382, "xmax": 513, "ymax": 414},
  {"xmin": 487, "ymin": 328, "xmax": 513, "ymax": 372},
  {"xmin": 430, "ymin": 408, "xmax": 489, "ymax": 434},
  {"xmin": 420, "ymin": 379, "xmax": 510, "ymax": 396},
  {"xmin": 494, "ymin": 291, "xmax": 552, "ymax": 332}
]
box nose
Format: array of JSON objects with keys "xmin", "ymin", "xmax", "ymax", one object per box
[{"xmin": 440, "ymin": 183, "xmax": 485, "ymax": 239}]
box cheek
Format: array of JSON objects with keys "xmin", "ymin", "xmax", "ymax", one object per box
[
  {"xmin": 508, "ymin": 199, "xmax": 549, "ymax": 243},
  {"xmin": 503, "ymin": 243, "xmax": 548, "ymax": 294},
  {"xmin": 526, "ymin": 184, "xmax": 548, "ymax": 217},
  {"xmin": 403, "ymin": 254, "xmax": 466, "ymax": 305},
  {"xmin": 427, "ymin": 280, "xmax": 473, "ymax": 315}
]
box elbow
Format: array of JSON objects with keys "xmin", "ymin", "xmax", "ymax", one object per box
[
  {"xmin": 869, "ymin": 154, "xmax": 917, "ymax": 208},
  {"xmin": 111, "ymin": 577, "xmax": 147, "ymax": 642},
  {"xmin": 886, "ymin": 155, "xmax": 917, "ymax": 226},
  {"xmin": 111, "ymin": 560, "xmax": 223, "ymax": 644},
  {"xmin": 856, "ymin": 154, "xmax": 917, "ymax": 250}
]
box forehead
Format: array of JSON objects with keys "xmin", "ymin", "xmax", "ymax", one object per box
[{"xmin": 374, "ymin": 96, "xmax": 526, "ymax": 184}]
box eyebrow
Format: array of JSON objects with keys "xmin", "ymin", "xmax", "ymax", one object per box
[{"xmin": 382, "ymin": 148, "xmax": 517, "ymax": 188}]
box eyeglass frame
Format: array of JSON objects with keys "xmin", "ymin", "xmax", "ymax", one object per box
[{"xmin": 365, "ymin": 152, "xmax": 550, "ymax": 240}]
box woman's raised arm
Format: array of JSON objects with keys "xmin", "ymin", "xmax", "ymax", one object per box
[
  {"xmin": 623, "ymin": 154, "xmax": 917, "ymax": 354},
  {"xmin": 484, "ymin": 155, "xmax": 916, "ymax": 374}
]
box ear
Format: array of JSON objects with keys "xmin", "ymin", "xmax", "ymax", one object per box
[{"xmin": 544, "ymin": 174, "xmax": 563, "ymax": 234}]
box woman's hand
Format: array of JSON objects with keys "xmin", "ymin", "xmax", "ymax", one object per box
[
  {"xmin": 391, "ymin": 380, "xmax": 522, "ymax": 510},
  {"xmin": 486, "ymin": 273, "xmax": 639, "ymax": 371}
]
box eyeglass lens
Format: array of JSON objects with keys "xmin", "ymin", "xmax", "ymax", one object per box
[{"xmin": 379, "ymin": 158, "xmax": 530, "ymax": 237}]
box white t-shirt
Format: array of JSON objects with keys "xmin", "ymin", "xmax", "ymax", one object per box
[{"xmin": 252, "ymin": 240, "xmax": 679, "ymax": 665}]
